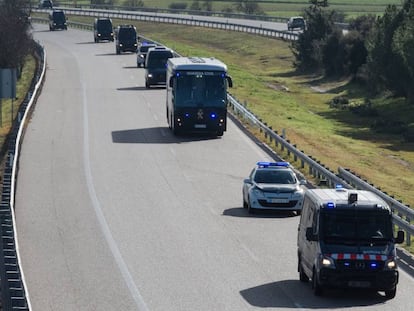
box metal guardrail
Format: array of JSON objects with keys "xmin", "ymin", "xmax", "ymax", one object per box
[
  {"xmin": 32, "ymin": 7, "xmax": 299, "ymax": 41},
  {"xmin": 228, "ymin": 93, "xmax": 414, "ymax": 243},
  {"xmin": 0, "ymin": 42, "xmax": 45, "ymax": 310}
]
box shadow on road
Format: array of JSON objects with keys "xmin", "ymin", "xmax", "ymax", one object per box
[
  {"xmin": 240, "ymin": 279, "xmax": 389, "ymax": 309},
  {"xmin": 111, "ymin": 127, "xmax": 220, "ymax": 144},
  {"xmin": 222, "ymin": 207, "xmax": 297, "ymax": 218}
]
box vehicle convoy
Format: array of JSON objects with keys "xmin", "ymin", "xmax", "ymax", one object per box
[
  {"xmin": 115, "ymin": 24, "xmax": 137, "ymax": 54},
  {"xmin": 242, "ymin": 161, "xmax": 306, "ymax": 214},
  {"xmin": 166, "ymin": 57, "xmax": 233, "ymax": 136},
  {"xmin": 297, "ymin": 187, "xmax": 405, "ymax": 299},
  {"xmin": 94, "ymin": 17, "xmax": 114, "ymax": 42},
  {"xmin": 145, "ymin": 46, "xmax": 174, "ymax": 88},
  {"xmin": 48, "ymin": 10, "xmax": 67, "ymax": 31}
]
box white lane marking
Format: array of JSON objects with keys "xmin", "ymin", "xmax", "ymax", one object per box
[
  {"xmin": 82, "ymin": 85, "xmax": 149, "ymax": 311},
  {"xmin": 240, "ymin": 243, "xmax": 260, "ymax": 263}
]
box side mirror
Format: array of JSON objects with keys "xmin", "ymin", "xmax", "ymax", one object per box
[
  {"xmin": 395, "ymin": 230, "xmax": 405, "ymax": 244},
  {"xmin": 299, "ymin": 179, "xmax": 307, "ymax": 185},
  {"xmin": 168, "ymin": 76, "xmax": 174, "ymax": 88},
  {"xmin": 243, "ymin": 178, "xmax": 252, "ymax": 185},
  {"xmin": 227, "ymin": 75, "xmax": 233, "ymax": 88},
  {"xmin": 305, "ymin": 227, "xmax": 318, "ymax": 241}
]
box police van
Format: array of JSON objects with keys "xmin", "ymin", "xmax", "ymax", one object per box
[{"xmin": 297, "ymin": 187, "xmax": 404, "ymax": 299}]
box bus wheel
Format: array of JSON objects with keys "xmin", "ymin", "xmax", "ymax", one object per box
[{"xmin": 216, "ymin": 130, "xmax": 224, "ymax": 137}]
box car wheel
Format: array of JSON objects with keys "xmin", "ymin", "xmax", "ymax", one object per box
[
  {"xmin": 298, "ymin": 259, "xmax": 309, "ymax": 282},
  {"xmin": 312, "ymin": 269, "xmax": 323, "ymax": 296},
  {"xmin": 116, "ymin": 48, "xmax": 120, "ymax": 55},
  {"xmin": 384, "ymin": 288, "xmax": 397, "ymax": 299},
  {"xmin": 247, "ymin": 198, "xmax": 255, "ymax": 214},
  {"xmin": 243, "ymin": 197, "xmax": 248, "ymax": 208},
  {"xmin": 216, "ymin": 130, "xmax": 223, "ymax": 137},
  {"xmin": 145, "ymin": 81, "xmax": 150, "ymax": 89}
]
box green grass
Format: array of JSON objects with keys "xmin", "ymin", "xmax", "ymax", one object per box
[{"xmin": 0, "ymin": 55, "xmax": 36, "ymax": 160}]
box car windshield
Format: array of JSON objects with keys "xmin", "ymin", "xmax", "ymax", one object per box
[
  {"xmin": 119, "ymin": 28, "xmax": 136, "ymax": 41},
  {"xmin": 321, "ymin": 210, "xmax": 393, "ymax": 243},
  {"xmin": 146, "ymin": 51, "xmax": 173, "ymax": 69},
  {"xmin": 254, "ymin": 169, "xmax": 296, "ymax": 184},
  {"xmin": 174, "ymin": 73, "xmax": 227, "ymax": 107}
]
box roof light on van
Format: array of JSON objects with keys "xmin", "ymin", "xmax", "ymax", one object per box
[
  {"xmin": 256, "ymin": 161, "xmax": 289, "ymax": 168},
  {"xmin": 326, "ymin": 202, "xmax": 336, "ymax": 209}
]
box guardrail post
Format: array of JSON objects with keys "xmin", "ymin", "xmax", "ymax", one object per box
[
  {"xmin": 287, "ymin": 140, "xmax": 291, "ymax": 157},
  {"xmin": 268, "ymin": 126, "xmax": 273, "ymax": 144},
  {"xmin": 293, "ymin": 145, "xmax": 297, "ymax": 162}
]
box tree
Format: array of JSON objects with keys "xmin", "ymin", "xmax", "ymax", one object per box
[
  {"xmin": 366, "ymin": 0, "xmax": 414, "ymax": 102},
  {"xmin": 234, "ymin": 0, "xmax": 264, "ymax": 15},
  {"xmin": 0, "ymin": 0, "xmax": 33, "ymax": 69},
  {"xmin": 291, "ymin": 4, "xmax": 337, "ymax": 72}
]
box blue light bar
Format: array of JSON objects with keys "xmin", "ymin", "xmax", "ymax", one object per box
[
  {"xmin": 256, "ymin": 161, "xmax": 289, "ymax": 168},
  {"xmin": 210, "ymin": 113, "xmax": 217, "ymax": 119},
  {"xmin": 335, "ymin": 184, "xmax": 343, "ymax": 189}
]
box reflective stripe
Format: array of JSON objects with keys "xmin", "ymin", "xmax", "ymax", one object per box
[{"xmin": 326, "ymin": 253, "xmax": 389, "ymax": 261}]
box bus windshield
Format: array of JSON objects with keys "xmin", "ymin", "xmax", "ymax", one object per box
[{"xmin": 174, "ymin": 72, "xmax": 226, "ymax": 107}]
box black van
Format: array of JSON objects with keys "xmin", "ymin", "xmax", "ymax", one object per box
[
  {"xmin": 297, "ymin": 188, "xmax": 404, "ymax": 299},
  {"xmin": 94, "ymin": 18, "xmax": 114, "ymax": 42},
  {"xmin": 144, "ymin": 46, "xmax": 174, "ymax": 88},
  {"xmin": 115, "ymin": 25, "xmax": 137, "ymax": 54},
  {"xmin": 49, "ymin": 10, "xmax": 67, "ymax": 31}
]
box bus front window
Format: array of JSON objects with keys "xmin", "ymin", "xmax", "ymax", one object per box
[{"xmin": 175, "ymin": 73, "xmax": 226, "ymax": 107}]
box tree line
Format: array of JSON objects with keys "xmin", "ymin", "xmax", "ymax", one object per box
[
  {"xmin": 0, "ymin": 0, "xmax": 33, "ymax": 72},
  {"xmin": 292, "ymin": 0, "xmax": 414, "ymax": 105}
]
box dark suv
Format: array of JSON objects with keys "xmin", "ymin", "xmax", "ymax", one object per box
[
  {"xmin": 39, "ymin": 0, "xmax": 53, "ymax": 9},
  {"xmin": 49, "ymin": 10, "xmax": 67, "ymax": 31},
  {"xmin": 115, "ymin": 25, "xmax": 138, "ymax": 54},
  {"xmin": 94, "ymin": 18, "xmax": 114, "ymax": 42}
]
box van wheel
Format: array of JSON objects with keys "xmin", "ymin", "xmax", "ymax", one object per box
[
  {"xmin": 384, "ymin": 288, "xmax": 396, "ymax": 299},
  {"xmin": 298, "ymin": 260, "xmax": 309, "ymax": 282},
  {"xmin": 312, "ymin": 269, "xmax": 323, "ymax": 296}
]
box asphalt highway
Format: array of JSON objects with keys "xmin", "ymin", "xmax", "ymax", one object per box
[{"xmin": 14, "ymin": 24, "xmax": 414, "ymax": 311}]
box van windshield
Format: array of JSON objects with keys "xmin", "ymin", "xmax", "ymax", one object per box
[
  {"xmin": 97, "ymin": 19, "xmax": 112, "ymax": 32},
  {"xmin": 147, "ymin": 51, "xmax": 173, "ymax": 69},
  {"xmin": 321, "ymin": 210, "xmax": 393, "ymax": 244},
  {"xmin": 53, "ymin": 12, "xmax": 65, "ymax": 22},
  {"xmin": 119, "ymin": 28, "xmax": 136, "ymax": 41}
]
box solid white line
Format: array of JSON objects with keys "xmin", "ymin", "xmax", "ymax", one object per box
[{"xmin": 82, "ymin": 84, "xmax": 149, "ymax": 311}]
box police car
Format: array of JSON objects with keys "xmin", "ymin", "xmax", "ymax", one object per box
[
  {"xmin": 242, "ymin": 161, "xmax": 306, "ymax": 214},
  {"xmin": 136, "ymin": 42, "xmax": 157, "ymax": 67}
]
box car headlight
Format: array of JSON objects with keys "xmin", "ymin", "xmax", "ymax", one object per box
[
  {"xmin": 252, "ymin": 187, "xmax": 264, "ymax": 197},
  {"xmin": 384, "ymin": 258, "xmax": 397, "ymax": 270},
  {"xmin": 148, "ymin": 74, "xmax": 153, "ymax": 78}
]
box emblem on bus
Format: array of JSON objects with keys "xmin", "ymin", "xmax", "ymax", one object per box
[{"xmin": 197, "ymin": 109, "xmax": 204, "ymax": 120}]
